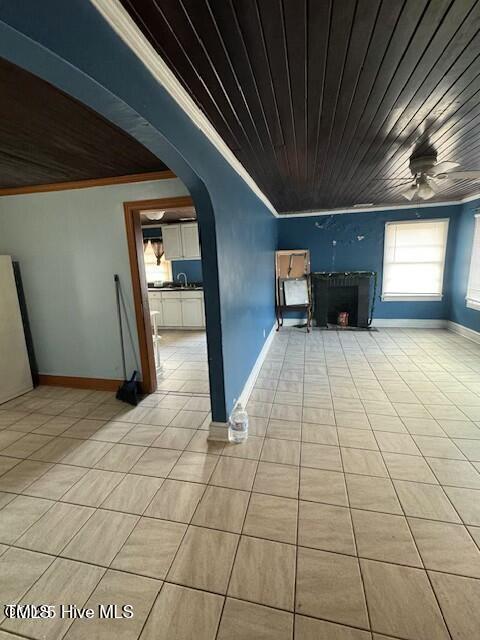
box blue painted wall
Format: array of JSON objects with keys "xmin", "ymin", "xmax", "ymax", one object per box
[
  {"xmin": 0, "ymin": 1, "xmax": 276, "ymax": 422},
  {"xmin": 449, "ymin": 197, "xmax": 480, "ymax": 332},
  {"xmin": 172, "ymin": 260, "xmax": 203, "ymax": 284},
  {"xmin": 278, "ymin": 206, "xmax": 459, "ymax": 320}
]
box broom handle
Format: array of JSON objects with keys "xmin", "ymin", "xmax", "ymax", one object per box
[{"xmin": 114, "ymin": 275, "xmax": 127, "ymax": 381}]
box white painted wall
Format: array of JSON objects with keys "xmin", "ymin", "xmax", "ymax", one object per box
[{"xmin": 0, "ymin": 178, "xmax": 189, "ymax": 380}]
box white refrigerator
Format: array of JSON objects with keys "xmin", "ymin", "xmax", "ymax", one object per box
[{"xmin": 0, "ymin": 255, "xmax": 33, "ymax": 403}]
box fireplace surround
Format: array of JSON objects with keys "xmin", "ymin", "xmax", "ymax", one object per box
[{"xmin": 311, "ymin": 271, "xmax": 376, "ymax": 329}]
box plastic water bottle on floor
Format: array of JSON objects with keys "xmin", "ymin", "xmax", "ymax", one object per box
[{"xmin": 229, "ymin": 403, "xmax": 248, "ymax": 443}]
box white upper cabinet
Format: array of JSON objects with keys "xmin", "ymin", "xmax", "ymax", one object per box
[
  {"xmin": 161, "ymin": 223, "xmax": 200, "ymax": 261},
  {"xmin": 181, "ymin": 223, "xmax": 201, "ymax": 259},
  {"xmin": 161, "ymin": 225, "xmax": 183, "ymax": 260}
]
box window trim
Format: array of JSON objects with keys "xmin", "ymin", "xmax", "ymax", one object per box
[
  {"xmin": 381, "ymin": 218, "xmax": 449, "ymax": 303},
  {"xmin": 465, "ymin": 213, "xmax": 480, "ymax": 312}
]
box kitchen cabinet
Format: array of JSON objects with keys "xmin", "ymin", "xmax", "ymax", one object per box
[
  {"xmin": 162, "ymin": 299, "xmax": 183, "ymax": 327},
  {"xmin": 161, "ymin": 224, "xmax": 183, "ymax": 260},
  {"xmin": 161, "ymin": 223, "xmax": 200, "ymax": 260},
  {"xmin": 181, "ymin": 223, "xmax": 201, "ymax": 259},
  {"xmin": 148, "ymin": 289, "xmax": 205, "ymax": 329},
  {"xmin": 181, "ymin": 298, "xmax": 203, "ymax": 327}
]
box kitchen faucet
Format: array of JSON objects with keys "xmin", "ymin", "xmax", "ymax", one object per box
[{"xmin": 177, "ymin": 272, "xmax": 188, "ymax": 286}]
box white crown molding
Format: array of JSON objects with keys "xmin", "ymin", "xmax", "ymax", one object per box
[
  {"xmin": 90, "ymin": 0, "xmax": 278, "ymax": 217},
  {"xmin": 279, "ymin": 192, "xmax": 480, "ymax": 218}
]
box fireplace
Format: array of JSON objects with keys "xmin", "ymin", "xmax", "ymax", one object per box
[{"xmin": 311, "ymin": 272, "xmax": 376, "ymax": 329}]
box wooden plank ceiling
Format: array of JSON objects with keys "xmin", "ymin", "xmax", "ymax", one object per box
[
  {"xmin": 121, "ymin": 0, "xmax": 480, "ymax": 213},
  {"xmin": 0, "ymin": 57, "xmax": 166, "ymax": 189}
]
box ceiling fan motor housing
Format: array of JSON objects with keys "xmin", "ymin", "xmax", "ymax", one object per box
[{"xmin": 409, "ymin": 154, "xmax": 438, "ymax": 176}]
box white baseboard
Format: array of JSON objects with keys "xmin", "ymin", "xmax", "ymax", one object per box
[
  {"xmin": 282, "ymin": 317, "xmax": 449, "ymax": 330},
  {"xmin": 236, "ymin": 323, "xmax": 277, "ymax": 409},
  {"xmin": 447, "ymin": 321, "xmax": 480, "ymax": 345},
  {"xmin": 371, "ymin": 319, "xmax": 447, "ymax": 329}
]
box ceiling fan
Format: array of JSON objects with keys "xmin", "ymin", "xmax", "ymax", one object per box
[{"xmin": 392, "ymin": 154, "xmax": 480, "ymax": 201}]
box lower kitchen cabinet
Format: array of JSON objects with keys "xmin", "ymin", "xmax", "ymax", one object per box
[
  {"xmin": 161, "ymin": 299, "xmax": 182, "ymax": 327},
  {"xmin": 148, "ymin": 290, "xmax": 205, "ymax": 329},
  {"xmin": 181, "ymin": 298, "xmax": 203, "ymax": 327}
]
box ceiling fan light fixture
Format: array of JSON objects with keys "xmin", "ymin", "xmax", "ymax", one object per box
[
  {"xmin": 416, "ymin": 179, "xmax": 435, "ymax": 200},
  {"xmin": 400, "ymin": 184, "xmax": 417, "ymax": 201}
]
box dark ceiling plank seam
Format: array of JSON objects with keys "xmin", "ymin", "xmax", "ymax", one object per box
[
  {"xmin": 309, "ymin": 0, "xmax": 333, "ymax": 194},
  {"xmin": 279, "ymin": 0, "xmax": 301, "ymax": 196},
  {"xmin": 320, "ymin": 0, "xmax": 383, "ymax": 195},
  {"xmin": 122, "ymin": 0, "xmax": 218, "ymax": 126},
  {"xmin": 227, "ymin": 2, "xmax": 291, "ymax": 202},
  {"xmin": 330, "ymin": 0, "xmax": 471, "ymax": 198},
  {"xmin": 321, "ymin": 0, "xmax": 390, "ymax": 195},
  {"xmin": 312, "ymin": 0, "xmax": 360, "ymax": 199},
  {"xmin": 128, "ymin": 0, "xmax": 246, "ymax": 152},
  {"xmin": 205, "ymin": 0, "xmax": 268, "ymax": 154},
  {"xmin": 430, "ymin": 97, "xmax": 480, "ymax": 157},
  {"xmin": 254, "ymin": 0, "xmax": 296, "ymax": 191},
  {"xmin": 176, "ymin": 0, "xmax": 267, "ymax": 159},
  {"xmin": 176, "ymin": 0, "xmax": 279, "ymax": 189},
  {"xmin": 252, "ymin": 0, "xmax": 285, "ymax": 147},
  {"xmin": 326, "ymin": 0, "xmax": 439, "ymax": 200},
  {"xmin": 349, "ymin": 0, "xmax": 480, "ymax": 197},
  {"xmin": 303, "ymin": 0, "xmax": 308, "ymax": 193},
  {"xmin": 227, "ymin": 0, "xmax": 279, "ymax": 162},
  {"xmin": 205, "ymin": 0, "xmax": 280, "ymax": 183}
]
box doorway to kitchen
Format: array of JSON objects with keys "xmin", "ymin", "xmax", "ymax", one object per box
[{"xmin": 123, "ymin": 196, "xmax": 209, "ymax": 406}]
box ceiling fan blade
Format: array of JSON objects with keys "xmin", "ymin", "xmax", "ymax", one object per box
[
  {"xmin": 441, "ymin": 170, "xmax": 480, "ymax": 180},
  {"xmin": 429, "ymin": 161, "xmax": 459, "ymax": 176},
  {"xmin": 400, "ymin": 184, "xmax": 417, "ymax": 200},
  {"xmin": 430, "ymin": 176, "xmax": 454, "ymax": 190}
]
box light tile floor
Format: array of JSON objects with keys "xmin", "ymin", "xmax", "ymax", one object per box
[{"xmin": 0, "ymin": 328, "xmax": 480, "ymax": 639}]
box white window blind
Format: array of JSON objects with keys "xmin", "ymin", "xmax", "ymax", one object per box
[
  {"xmin": 466, "ymin": 214, "xmax": 480, "ymax": 311},
  {"xmin": 382, "ymin": 219, "xmax": 449, "ymax": 301}
]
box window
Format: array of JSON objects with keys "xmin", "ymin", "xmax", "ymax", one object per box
[
  {"xmin": 382, "ymin": 219, "xmax": 449, "ymax": 302},
  {"xmin": 466, "ymin": 214, "xmax": 480, "ymax": 311},
  {"xmin": 144, "ymin": 240, "xmax": 172, "ymax": 283}
]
